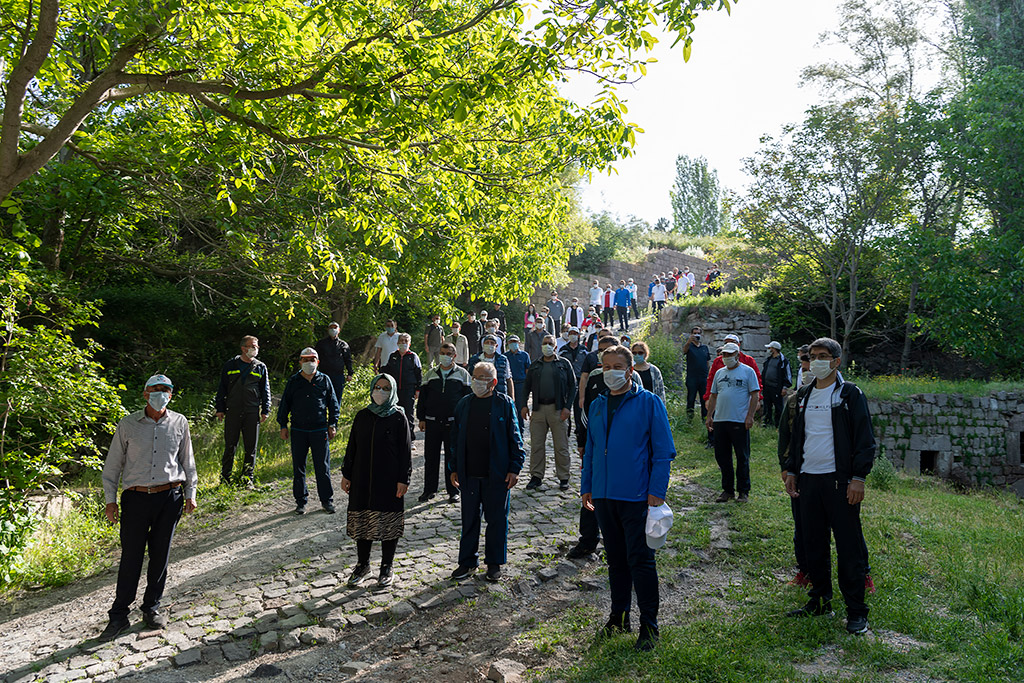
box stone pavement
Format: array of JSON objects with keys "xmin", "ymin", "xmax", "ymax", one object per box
[{"xmin": 0, "ymin": 425, "xmax": 587, "ymax": 683}]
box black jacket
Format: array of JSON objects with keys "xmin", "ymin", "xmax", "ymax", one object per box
[
  {"xmin": 383, "ymin": 350, "xmax": 422, "ymax": 394},
  {"xmin": 559, "ymin": 343, "xmax": 589, "ymax": 380},
  {"xmin": 416, "ymin": 365, "xmax": 472, "ymax": 422},
  {"xmin": 342, "ymin": 409, "xmax": 412, "ymax": 514},
  {"xmin": 761, "ymin": 353, "xmax": 793, "ymax": 390},
  {"xmin": 523, "ymin": 356, "xmax": 577, "ymax": 411},
  {"xmin": 276, "ymin": 371, "xmax": 339, "ymax": 430},
  {"xmin": 778, "ymin": 379, "xmax": 876, "ymax": 481},
  {"xmin": 462, "ymin": 319, "xmax": 483, "ymax": 355},
  {"xmin": 215, "ymin": 356, "xmax": 271, "ymax": 415},
  {"xmin": 314, "ymin": 336, "xmax": 354, "ymax": 378}
]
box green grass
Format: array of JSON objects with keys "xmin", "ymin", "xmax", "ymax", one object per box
[
  {"xmin": 851, "ymin": 375, "xmax": 1024, "ymax": 401},
  {"xmin": 663, "ymin": 288, "xmax": 763, "ymax": 315}
]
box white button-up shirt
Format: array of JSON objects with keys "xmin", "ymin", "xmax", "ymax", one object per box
[{"xmin": 103, "ymin": 409, "xmax": 198, "ymax": 504}]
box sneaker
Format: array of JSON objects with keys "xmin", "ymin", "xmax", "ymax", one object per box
[
  {"xmin": 846, "ymin": 615, "xmax": 869, "ymax": 635},
  {"xmin": 865, "ymin": 574, "xmax": 876, "ymax": 594},
  {"xmin": 786, "ymin": 571, "xmax": 811, "ymax": 587},
  {"xmin": 347, "ymin": 562, "xmax": 371, "ymax": 587},
  {"xmin": 634, "ymin": 622, "xmax": 659, "ymax": 651},
  {"xmin": 485, "ymin": 565, "xmax": 502, "ymax": 582},
  {"xmin": 448, "ymin": 494, "xmax": 460, "ymax": 504},
  {"xmin": 567, "ymin": 544, "xmax": 597, "ymax": 559},
  {"xmin": 142, "ymin": 610, "xmax": 167, "ymax": 630},
  {"xmin": 450, "ymin": 565, "xmax": 476, "ymax": 581},
  {"xmin": 559, "ymin": 480, "xmax": 570, "ymax": 491},
  {"xmin": 737, "ymin": 492, "xmax": 749, "ymax": 502},
  {"xmin": 786, "ymin": 599, "xmax": 833, "ymax": 618},
  {"xmin": 295, "ymin": 504, "xmax": 306, "ymax": 515},
  {"xmin": 376, "ymin": 565, "xmax": 394, "ymax": 589},
  {"xmin": 417, "ymin": 492, "xmax": 435, "ymax": 503},
  {"xmin": 525, "ymin": 477, "xmax": 542, "ymax": 490},
  {"xmin": 715, "ymin": 491, "xmax": 734, "ymax": 503},
  {"xmin": 98, "ymin": 617, "xmax": 130, "ymax": 641},
  {"xmin": 599, "ymin": 612, "xmax": 631, "ymax": 637},
  {"xmin": 322, "ymin": 502, "xmax": 336, "ymax": 514}
]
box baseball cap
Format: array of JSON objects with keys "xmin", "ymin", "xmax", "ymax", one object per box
[
  {"xmin": 765, "ymin": 341, "xmax": 782, "ymax": 351},
  {"xmin": 721, "ymin": 342, "xmax": 740, "ymax": 354},
  {"xmin": 724, "ymin": 334, "xmax": 740, "ymax": 343},
  {"xmin": 145, "ymin": 374, "xmax": 173, "ymax": 389},
  {"xmin": 299, "ymin": 347, "xmax": 319, "ymax": 359},
  {"xmin": 646, "ymin": 503, "xmax": 674, "ymax": 549}
]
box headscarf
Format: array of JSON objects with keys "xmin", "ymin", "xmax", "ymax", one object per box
[{"xmin": 366, "ymin": 373, "xmax": 404, "ymax": 418}]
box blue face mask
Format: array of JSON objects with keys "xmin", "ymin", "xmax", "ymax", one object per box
[
  {"xmin": 147, "ymin": 391, "xmax": 170, "ymax": 412},
  {"xmin": 509, "ymin": 343, "xmax": 519, "ymax": 352},
  {"xmin": 633, "ymin": 354, "xmax": 646, "ymax": 365}
]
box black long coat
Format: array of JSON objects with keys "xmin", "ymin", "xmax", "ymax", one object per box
[{"xmin": 341, "ymin": 408, "xmax": 413, "ymax": 514}]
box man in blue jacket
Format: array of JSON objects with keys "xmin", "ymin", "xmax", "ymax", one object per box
[
  {"xmin": 449, "ymin": 362, "xmax": 526, "ymax": 582},
  {"xmin": 581, "ymin": 344, "xmax": 675, "ymax": 652},
  {"xmin": 614, "ymin": 280, "xmax": 631, "ymax": 332}
]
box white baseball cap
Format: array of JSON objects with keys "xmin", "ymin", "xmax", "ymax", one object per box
[
  {"xmin": 646, "ymin": 503, "xmax": 674, "ymax": 549},
  {"xmin": 721, "ymin": 342, "xmax": 740, "ymax": 354},
  {"xmin": 765, "ymin": 341, "xmax": 782, "ymax": 351}
]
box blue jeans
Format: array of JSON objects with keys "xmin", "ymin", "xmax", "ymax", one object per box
[
  {"xmin": 458, "ymin": 476, "xmax": 510, "ymax": 567},
  {"xmin": 326, "ymin": 373, "xmax": 346, "ymax": 400},
  {"xmin": 593, "ymin": 498, "xmax": 659, "ymax": 627},
  {"xmin": 291, "ymin": 428, "xmax": 333, "ymax": 506}
]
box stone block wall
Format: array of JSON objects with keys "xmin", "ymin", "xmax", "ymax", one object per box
[
  {"xmin": 868, "ymin": 392, "xmax": 1024, "ymax": 494},
  {"xmin": 655, "ymin": 304, "xmax": 773, "ymax": 366}
]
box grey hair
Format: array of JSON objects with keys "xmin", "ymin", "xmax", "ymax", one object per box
[
  {"xmin": 810, "ymin": 337, "xmax": 842, "ymax": 358},
  {"xmin": 473, "ymin": 362, "xmax": 497, "ymax": 379}
]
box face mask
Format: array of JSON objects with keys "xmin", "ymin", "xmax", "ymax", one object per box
[
  {"xmin": 372, "ymin": 388, "xmax": 390, "ymax": 405},
  {"xmin": 633, "ymin": 353, "xmax": 645, "ymax": 365},
  {"xmin": 471, "ymin": 378, "xmax": 492, "ymax": 397},
  {"xmin": 398, "ymin": 343, "xmax": 409, "ymax": 353},
  {"xmin": 542, "ymin": 344, "xmax": 555, "ymax": 356},
  {"xmin": 386, "ymin": 326, "xmax": 395, "ymax": 334},
  {"xmin": 147, "ymin": 391, "xmax": 170, "ymax": 412},
  {"xmin": 561, "ymin": 332, "xmax": 569, "ymax": 340},
  {"xmin": 810, "ymin": 359, "xmax": 835, "ymax": 380},
  {"xmin": 328, "ymin": 328, "xmax": 339, "ymax": 338},
  {"xmin": 569, "ymin": 335, "xmax": 579, "ymax": 343},
  {"xmin": 302, "ymin": 361, "xmax": 318, "ymax": 374},
  {"xmin": 603, "ymin": 369, "xmax": 629, "ymax": 391},
  {"xmin": 439, "ymin": 354, "xmax": 454, "ymax": 367},
  {"xmin": 244, "ymin": 347, "xmax": 258, "ymax": 360},
  {"xmin": 723, "ymin": 356, "xmax": 739, "ymax": 369},
  {"xmin": 536, "ymin": 318, "xmax": 545, "ymax": 327},
  {"xmin": 483, "ymin": 344, "xmax": 496, "ymax": 355},
  {"xmin": 508, "ymin": 342, "xmax": 520, "ymax": 352}
]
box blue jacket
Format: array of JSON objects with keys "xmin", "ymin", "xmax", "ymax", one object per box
[
  {"xmin": 450, "ymin": 392, "xmax": 526, "ymax": 485},
  {"xmin": 582, "ymin": 382, "xmax": 675, "ymax": 502},
  {"xmin": 614, "ymin": 287, "xmax": 631, "ymax": 308},
  {"xmin": 506, "ymin": 350, "xmax": 531, "ymax": 382},
  {"xmin": 277, "ymin": 371, "xmax": 339, "ymax": 431},
  {"xmin": 467, "ymin": 352, "xmax": 511, "ymax": 394}
]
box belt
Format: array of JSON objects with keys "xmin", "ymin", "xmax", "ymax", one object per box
[{"xmin": 126, "ymin": 482, "xmax": 183, "ymax": 494}]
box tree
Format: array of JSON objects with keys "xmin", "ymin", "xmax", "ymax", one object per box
[
  {"xmin": 670, "ymin": 154, "xmax": 720, "ymax": 235},
  {"xmin": 653, "ymin": 217, "xmax": 671, "ymax": 232}
]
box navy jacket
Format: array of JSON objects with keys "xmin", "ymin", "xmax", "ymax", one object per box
[
  {"xmin": 450, "ymin": 392, "xmax": 525, "ymax": 485},
  {"xmin": 416, "ymin": 365, "xmax": 472, "ymax": 422},
  {"xmin": 277, "ymin": 371, "xmax": 339, "ymax": 430}
]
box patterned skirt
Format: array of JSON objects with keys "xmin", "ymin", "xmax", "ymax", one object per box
[{"xmin": 346, "ymin": 509, "xmax": 405, "ymax": 541}]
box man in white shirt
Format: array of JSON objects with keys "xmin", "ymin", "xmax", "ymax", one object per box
[
  {"xmin": 683, "ymin": 267, "xmax": 696, "ymax": 296},
  {"xmin": 373, "ymin": 319, "xmax": 400, "ymax": 370},
  {"xmin": 650, "ymin": 278, "xmax": 667, "ymax": 311},
  {"xmin": 589, "ymin": 279, "xmax": 604, "ymax": 315}
]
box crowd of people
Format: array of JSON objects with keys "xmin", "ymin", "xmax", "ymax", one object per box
[{"xmin": 97, "ymin": 280, "xmax": 877, "ymax": 649}]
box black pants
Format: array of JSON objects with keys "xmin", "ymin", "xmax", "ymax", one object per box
[
  {"xmin": 790, "ymin": 494, "xmax": 809, "ymax": 574},
  {"xmin": 397, "ymin": 389, "xmax": 416, "ymax": 437},
  {"xmin": 593, "ymin": 498, "xmax": 659, "ymax": 627},
  {"xmin": 713, "ymin": 421, "xmax": 751, "ymax": 494},
  {"xmin": 423, "ymin": 420, "xmax": 457, "ymax": 497},
  {"xmin": 578, "ymin": 505, "xmax": 600, "ymax": 547},
  {"xmin": 326, "ymin": 373, "xmax": 346, "ymax": 401},
  {"xmin": 616, "ymin": 305, "xmax": 629, "ymax": 330},
  {"xmin": 222, "ymin": 411, "xmax": 260, "ymax": 482},
  {"xmin": 110, "ymin": 487, "xmax": 184, "ymax": 620},
  {"xmin": 686, "ymin": 378, "xmax": 712, "ymax": 445},
  {"xmin": 357, "ymin": 538, "xmax": 398, "ymax": 567},
  {"xmin": 631, "ymin": 300, "xmax": 639, "ymax": 318},
  {"xmin": 799, "ymin": 473, "xmax": 868, "ymax": 618},
  {"xmin": 602, "ymin": 306, "xmax": 615, "ymax": 326},
  {"xmin": 763, "ymin": 387, "xmax": 784, "ymax": 427}
]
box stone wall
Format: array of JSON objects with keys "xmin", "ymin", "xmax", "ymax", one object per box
[
  {"xmin": 529, "ymin": 249, "xmax": 718, "ymax": 311},
  {"xmin": 654, "ymin": 303, "xmax": 774, "ymax": 366},
  {"xmin": 869, "ymin": 391, "xmax": 1024, "ymax": 494}
]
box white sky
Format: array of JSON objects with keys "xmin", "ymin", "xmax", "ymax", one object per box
[{"xmin": 562, "ymin": 0, "xmax": 846, "ymax": 225}]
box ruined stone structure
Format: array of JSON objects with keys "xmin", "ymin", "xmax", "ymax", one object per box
[{"xmin": 653, "ymin": 304, "xmax": 773, "ymax": 366}]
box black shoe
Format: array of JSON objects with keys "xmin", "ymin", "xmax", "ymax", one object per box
[
  {"xmin": 559, "ymin": 480, "xmax": 570, "ymax": 491},
  {"xmin": 599, "ymin": 612, "xmax": 631, "ymax": 637},
  {"xmin": 418, "ymin": 492, "xmax": 435, "ymax": 503},
  {"xmin": 448, "ymin": 494, "xmax": 460, "ymax": 504},
  {"xmin": 322, "ymin": 502, "xmax": 336, "ymax": 513},
  {"xmin": 846, "ymin": 615, "xmax": 869, "ymax": 634},
  {"xmin": 634, "ymin": 622, "xmax": 659, "ymax": 651},
  {"xmin": 715, "ymin": 491, "xmax": 734, "ymax": 503},
  {"xmin": 376, "ymin": 565, "xmax": 394, "ymax": 589},
  {"xmin": 567, "ymin": 544, "xmax": 597, "ymax": 559},
  {"xmin": 99, "ymin": 617, "xmax": 130, "ymax": 641},
  {"xmin": 485, "ymin": 565, "xmax": 502, "ymax": 582},
  {"xmin": 450, "ymin": 565, "xmax": 476, "ymax": 581},
  {"xmin": 525, "ymin": 477, "xmax": 542, "ymax": 490},
  {"xmin": 347, "ymin": 562, "xmax": 371, "ymax": 586},
  {"xmin": 295, "ymin": 504, "xmax": 306, "ymax": 515},
  {"xmin": 737, "ymin": 493, "xmax": 749, "ymax": 502},
  {"xmin": 786, "ymin": 599, "xmax": 834, "ymax": 618},
  {"xmin": 142, "ymin": 610, "xmax": 167, "ymax": 630}
]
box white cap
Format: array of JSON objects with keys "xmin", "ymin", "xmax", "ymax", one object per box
[
  {"xmin": 300, "ymin": 347, "xmax": 319, "ymax": 359},
  {"xmin": 721, "ymin": 342, "xmax": 740, "ymax": 354},
  {"xmin": 766, "ymin": 341, "xmax": 782, "ymax": 350},
  {"xmin": 145, "ymin": 374, "xmax": 173, "ymax": 389},
  {"xmin": 646, "ymin": 503, "xmax": 674, "ymax": 549},
  {"xmin": 724, "ymin": 333, "xmax": 740, "ymax": 343}
]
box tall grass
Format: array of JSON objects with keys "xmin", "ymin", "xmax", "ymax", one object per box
[
  {"xmin": 853, "ymin": 375, "xmax": 1023, "ymax": 401},
  {"xmin": 664, "ymin": 288, "xmax": 762, "ymax": 315}
]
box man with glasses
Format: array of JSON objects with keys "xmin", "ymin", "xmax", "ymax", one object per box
[{"xmin": 214, "ymin": 335, "xmax": 271, "ymax": 487}]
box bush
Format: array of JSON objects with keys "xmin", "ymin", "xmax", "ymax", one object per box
[{"xmin": 868, "ymin": 450, "xmax": 897, "ymax": 491}]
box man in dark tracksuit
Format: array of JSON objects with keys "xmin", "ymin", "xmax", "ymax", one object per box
[
  {"xmin": 383, "ymin": 333, "xmax": 422, "ymax": 438},
  {"xmin": 314, "ymin": 322, "xmax": 354, "ymax": 400},
  {"xmin": 214, "ymin": 335, "xmax": 271, "ymax": 485},
  {"xmin": 416, "ymin": 342, "xmax": 472, "ymax": 504},
  {"xmin": 781, "ymin": 337, "xmax": 875, "ymax": 635},
  {"xmin": 761, "ymin": 341, "xmax": 793, "ymax": 427}
]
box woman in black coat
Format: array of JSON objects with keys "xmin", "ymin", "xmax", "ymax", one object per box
[{"xmin": 341, "ymin": 373, "xmax": 412, "ymax": 589}]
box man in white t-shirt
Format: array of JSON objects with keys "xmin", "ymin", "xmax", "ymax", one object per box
[
  {"xmin": 780, "ymin": 337, "xmax": 876, "ymax": 636},
  {"xmin": 650, "ymin": 278, "xmax": 667, "ymax": 311},
  {"xmin": 706, "ymin": 342, "xmax": 760, "ymax": 502},
  {"xmin": 373, "ymin": 319, "xmax": 400, "ymax": 371},
  {"xmin": 589, "ymin": 280, "xmax": 603, "ymax": 315},
  {"xmin": 683, "ymin": 267, "xmax": 696, "ymax": 296}
]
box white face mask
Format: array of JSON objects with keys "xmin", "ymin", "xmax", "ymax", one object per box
[
  {"xmin": 542, "ymin": 344, "xmax": 555, "ymax": 356},
  {"xmin": 471, "ymin": 378, "xmax": 492, "ymax": 397},
  {"xmin": 302, "ymin": 361, "xmax": 318, "ymax": 374},
  {"xmin": 569, "ymin": 335, "xmax": 579, "ymax": 343},
  {"xmin": 439, "ymin": 354, "xmax": 454, "ymax": 367},
  {"xmin": 328, "ymin": 328, "xmax": 339, "ymax": 338},
  {"xmin": 810, "ymin": 359, "xmax": 835, "ymax": 380},
  {"xmin": 603, "ymin": 369, "xmax": 629, "ymax": 391},
  {"xmin": 147, "ymin": 391, "xmax": 171, "ymax": 412},
  {"xmin": 398, "ymin": 343, "xmax": 409, "ymax": 353},
  {"xmin": 483, "ymin": 344, "xmax": 496, "ymax": 355},
  {"xmin": 723, "ymin": 355, "xmax": 739, "ymax": 369},
  {"xmin": 244, "ymin": 347, "xmax": 258, "ymax": 360},
  {"xmin": 372, "ymin": 388, "xmax": 390, "ymax": 405}
]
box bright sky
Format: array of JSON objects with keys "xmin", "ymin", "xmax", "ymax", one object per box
[{"xmin": 563, "ymin": 0, "xmax": 846, "ymax": 225}]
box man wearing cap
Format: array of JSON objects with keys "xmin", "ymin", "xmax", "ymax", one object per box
[
  {"xmin": 100, "ymin": 374, "xmax": 198, "ymax": 641},
  {"xmin": 214, "ymin": 335, "xmax": 271, "ymax": 487},
  {"xmin": 505, "ymin": 334, "xmax": 531, "ymax": 434},
  {"xmin": 581, "ymin": 344, "xmax": 675, "ymax": 651},
  {"xmin": 278, "ymin": 348, "xmax": 340, "ymax": 515},
  {"xmin": 703, "ymin": 334, "xmax": 764, "ymax": 407},
  {"xmin": 706, "ymin": 342, "xmax": 761, "ymax": 502},
  {"xmin": 522, "ymin": 334, "xmax": 577, "ymax": 491},
  {"xmin": 383, "ymin": 333, "xmax": 423, "ymax": 437},
  {"xmin": 315, "ymin": 322, "xmax": 354, "ymax": 399},
  {"xmin": 468, "ymin": 334, "xmax": 514, "ymax": 399},
  {"xmin": 761, "ymin": 341, "xmax": 793, "ymax": 428}
]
